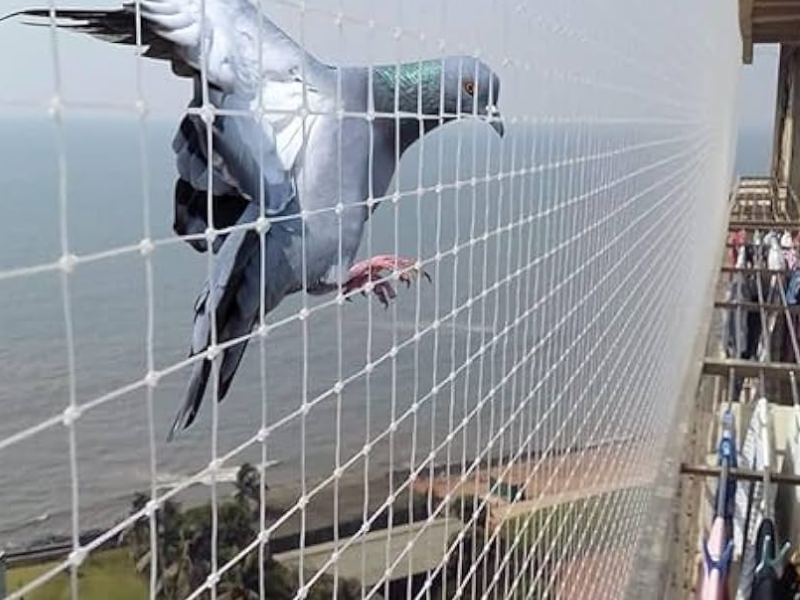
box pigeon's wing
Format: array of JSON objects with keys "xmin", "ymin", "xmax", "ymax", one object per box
[
  {"xmin": 8, "ymin": 2, "xmax": 337, "ymax": 438},
  {"xmin": 1, "ymin": 7, "xmax": 178, "ymax": 64},
  {"xmin": 173, "ymin": 177, "xmax": 250, "ymax": 253},
  {"xmin": 168, "ymin": 79, "xmax": 334, "ymax": 227},
  {"xmin": 9, "ymin": 0, "xmax": 308, "ymax": 94},
  {"xmin": 13, "ymin": 1, "xmax": 335, "ymax": 202}
]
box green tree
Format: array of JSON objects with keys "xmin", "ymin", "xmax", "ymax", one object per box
[
  {"xmin": 128, "ymin": 492, "xmax": 150, "ymax": 566},
  {"xmin": 219, "ymin": 500, "xmax": 258, "ymax": 561},
  {"xmin": 125, "ymin": 477, "xmax": 368, "ymax": 600},
  {"xmin": 161, "ymin": 535, "xmax": 195, "ymax": 600},
  {"xmin": 159, "ymin": 499, "xmax": 185, "ymax": 567},
  {"xmin": 235, "ymin": 463, "xmax": 263, "ymax": 510}
]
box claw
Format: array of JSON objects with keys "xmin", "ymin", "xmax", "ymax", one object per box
[{"xmin": 343, "ymin": 255, "xmax": 431, "ymax": 306}]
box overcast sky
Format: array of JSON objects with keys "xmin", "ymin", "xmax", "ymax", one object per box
[
  {"xmin": 739, "ymin": 45, "xmax": 780, "ymax": 133},
  {"xmin": 0, "ymin": 0, "xmax": 775, "ymax": 134},
  {"xmin": 0, "ymin": 0, "xmax": 525, "ymax": 116}
]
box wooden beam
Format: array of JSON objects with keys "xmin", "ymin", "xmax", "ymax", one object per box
[
  {"xmin": 719, "ymin": 267, "xmax": 790, "ymax": 275},
  {"xmin": 754, "ymin": 14, "xmax": 800, "ymax": 24},
  {"xmin": 772, "ymin": 47, "xmax": 793, "ymax": 188},
  {"xmin": 680, "ymin": 463, "xmax": 800, "ymax": 486},
  {"xmin": 728, "ymin": 219, "xmax": 800, "ymax": 228},
  {"xmin": 755, "ymin": 2, "xmax": 800, "ymax": 8},
  {"xmin": 741, "ymin": 0, "xmax": 755, "ymax": 63},
  {"xmin": 702, "ymin": 357, "xmax": 800, "ymax": 379},
  {"xmin": 739, "ymin": 177, "xmax": 775, "ymax": 185},
  {"xmin": 753, "ymin": 2, "xmax": 800, "ymax": 23},
  {"xmin": 786, "ymin": 46, "xmax": 800, "ymax": 216},
  {"xmin": 714, "ymin": 300, "xmax": 800, "ymax": 313},
  {"xmin": 719, "ymin": 266, "xmax": 790, "ymax": 275},
  {"xmin": 752, "ymin": 25, "xmax": 800, "ymax": 42}
]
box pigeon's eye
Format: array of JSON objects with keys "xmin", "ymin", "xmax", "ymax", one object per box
[{"xmin": 463, "ymin": 81, "xmax": 475, "ymax": 96}]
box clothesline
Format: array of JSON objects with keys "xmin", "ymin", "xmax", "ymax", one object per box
[
  {"xmin": 694, "ymin": 404, "xmax": 800, "ymax": 600},
  {"xmin": 687, "ymin": 227, "xmax": 800, "ymax": 599},
  {"xmin": 723, "ymin": 229, "xmax": 800, "ymax": 404}
]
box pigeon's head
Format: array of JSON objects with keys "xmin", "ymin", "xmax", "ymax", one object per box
[
  {"xmin": 373, "ymin": 57, "xmax": 504, "ymax": 151},
  {"xmin": 441, "ymin": 56, "xmax": 504, "ymax": 137}
]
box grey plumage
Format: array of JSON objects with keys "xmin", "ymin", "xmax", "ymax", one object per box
[{"xmin": 8, "ymin": 0, "xmax": 505, "ymax": 438}]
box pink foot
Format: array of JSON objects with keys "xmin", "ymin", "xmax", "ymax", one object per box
[{"xmin": 344, "ymin": 255, "xmax": 431, "ymax": 307}]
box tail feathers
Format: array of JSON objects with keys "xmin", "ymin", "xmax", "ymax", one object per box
[
  {"xmin": 218, "ymin": 339, "xmax": 250, "ymax": 399},
  {"xmin": 168, "ymin": 359, "xmax": 211, "ymax": 441},
  {"xmin": 168, "ymin": 202, "xmax": 262, "ymax": 440},
  {"xmin": 166, "ymin": 336, "xmax": 251, "ymax": 441}
]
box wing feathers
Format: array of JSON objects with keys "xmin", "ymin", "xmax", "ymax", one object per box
[
  {"xmin": 8, "ymin": 1, "xmax": 315, "ymax": 94},
  {"xmin": 139, "ymin": 0, "xmax": 183, "ymax": 17}
]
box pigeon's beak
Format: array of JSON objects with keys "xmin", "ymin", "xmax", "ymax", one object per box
[{"xmin": 487, "ymin": 105, "xmax": 504, "ymax": 137}]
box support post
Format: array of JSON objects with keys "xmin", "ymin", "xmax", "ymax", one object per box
[
  {"xmin": 771, "ymin": 45, "xmax": 793, "ymax": 189},
  {"xmin": 773, "ymin": 45, "xmax": 800, "ymax": 217},
  {"xmin": 0, "ymin": 551, "xmax": 6, "ymax": 600}
]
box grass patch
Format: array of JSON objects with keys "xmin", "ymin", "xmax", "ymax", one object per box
[{"xmin": 7, "ymin": 548, "xmax": 147, "ymax": 600}]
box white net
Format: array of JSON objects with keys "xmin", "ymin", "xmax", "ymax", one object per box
[{"xmin": 0, "ymin": 1, "xmax": 740, "ymax": 599}]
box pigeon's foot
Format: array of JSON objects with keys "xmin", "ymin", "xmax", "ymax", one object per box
[{"xmin": 343, "ymin": 255, "xmax": 431, "ymax": 308}]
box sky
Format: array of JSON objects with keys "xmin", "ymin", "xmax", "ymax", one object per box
[
  {"xmin": 0, "ymin": 0, "xmax": 744, "ymax": 125},
  {"xmin": 738, "ymin": 45, "xmax": 780, "ymax": 133},
  {"xmin": 0, "ymin": 0, "xmax": 523, "ymax": 116},
  {"xmin": 0, "ymin": 0, "xmax": 775, "ymax": 135}
]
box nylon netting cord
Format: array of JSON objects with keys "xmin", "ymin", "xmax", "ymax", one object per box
[{"xmin": 0, "ymin": 1, "xmax": 740, "ymax": 599}]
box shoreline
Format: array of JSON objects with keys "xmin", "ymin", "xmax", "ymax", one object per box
[{"xmin": 5, "ymin": 434, "xmax": 639, "ymax": 562}]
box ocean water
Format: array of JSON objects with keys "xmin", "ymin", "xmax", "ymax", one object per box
[{"xmin": 0, "ymin": 116, "xmax": 767, "ymax": 547}]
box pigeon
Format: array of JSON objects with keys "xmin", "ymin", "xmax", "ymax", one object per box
[{"xmin": 7, "ymin": 0, "xmax": 505, "ymax": 438}]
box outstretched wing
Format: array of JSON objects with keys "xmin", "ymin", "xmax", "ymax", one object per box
[
  {"xmin": 8, "ymin": 1, "xmax": 337, "ymax": 436},
  {"xmin": 10, "ymin": 1, "xmax": 335, "ymax": 190},
  {"xmin": 9, "ymin": 0, "xmax": 309, "ymax": 94}
]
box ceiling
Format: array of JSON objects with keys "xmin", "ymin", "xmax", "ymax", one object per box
[{"xmin": 741, "ymin": 0, "xmax": 800, "ymax": 63}]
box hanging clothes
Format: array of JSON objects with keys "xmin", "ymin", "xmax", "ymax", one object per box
[
  {"xmin": 748, "ymin": 517, "xmax": 792, "ymax": 600},
  {"xmin": 736, "ymin": 399, "xmax": 776, "ymax": 600},
  {"xmin": 729, "ymin": 229, "xmax": 747, "ymax": 267},
  {"xmin": 778, "ymin": 233, "xmax": 799, "ymax": 363},
  {"xmin": 776, "ymin": 562, "xmax": 800, "ymax": 599},
  {"xmin": 696, "ymin": 410, "xmax": 737, "ymax": 600},
  {"xmin": 755, "ymin": 230, "xmax": 768, "ymax": 267},
  {"xmin": 780, "ymin": 269, "xmax": 800, "ymax": 364},
  {"xmin": 724, "ymin": 245, "xmax": 761, "ymax": 377},
  {"xmin": 787, "ymin": 270, "xmax": 800, "ymax": 306},
  {"xmin": 745, "ymin": 306, "xmax": 763, "ymax": 360},
  {"xmin": 723, "ymin": 247, "xmax": 748, "ymax": 400},
  {"xmin": 741, "ymin": 234, "xmax": 762, "ymax": 360},
  {"xmin": 726, "ymin": 247, "xmax": 750, "ymax": 357},
  {"xmin": 781, "ymin": 231, "xmax": 797, "ymax": 271},
  {"xmin": 746, "ymin": 245, "xmax": 756, "ymax": 267},
  {"xmin": 758, "ymin": 234, "xmax": 786, "ymax": 364},
  {"xmin": 766, "ymin": 233, "xmax": 786, "ymax": 276},
  {"xmin": 697, "ymin": 535, "xmax": 734, "ymax": 600}
]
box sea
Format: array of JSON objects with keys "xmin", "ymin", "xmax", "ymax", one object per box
[{"xmin": 0, "ymin": 115, "xmax": 771, "ymax": 548}]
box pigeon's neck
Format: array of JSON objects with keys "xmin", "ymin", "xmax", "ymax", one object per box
[{"xmin": 372, "ymin": 62, "xmax": 452, "ymax": 156}]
